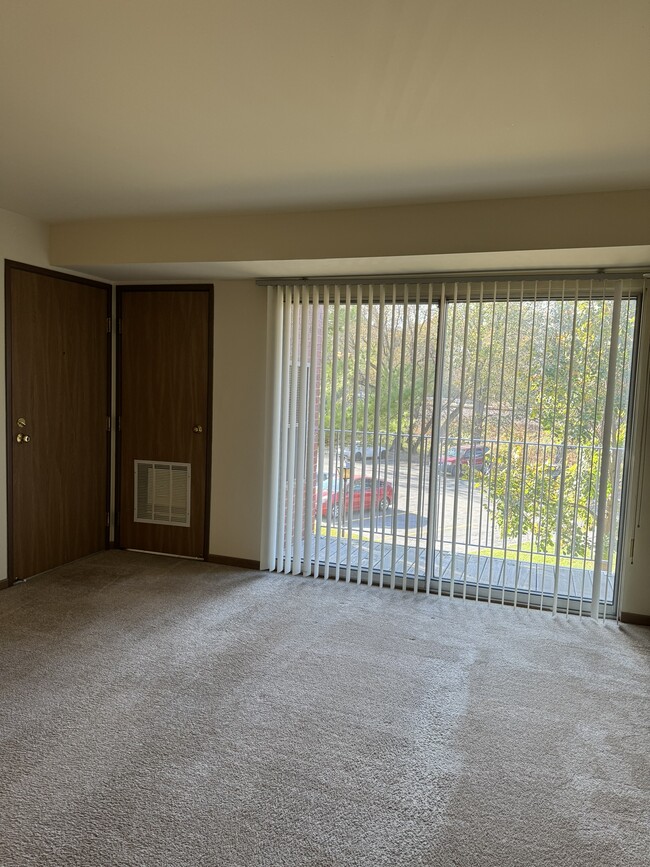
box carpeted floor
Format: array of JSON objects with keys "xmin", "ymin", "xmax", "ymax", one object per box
[{"xmin": 0, "ymin": 550, "xmax": 648, "ymax": 866}]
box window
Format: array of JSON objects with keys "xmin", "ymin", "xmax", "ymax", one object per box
[{"xmin": 262, "ymin": 278, "xmax": 641, "ymax": 618}]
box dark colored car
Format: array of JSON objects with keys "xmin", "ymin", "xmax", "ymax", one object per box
[
  {"xmin": 319, "ymin": 475, "xmax": 393, "ymax": 519},
  {"xmin": 438, "ymin": 445, "xmax": 490, "ymax": 474}
]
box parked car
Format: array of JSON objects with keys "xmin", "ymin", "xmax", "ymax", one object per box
[
  {"xmin": 319, "ymin": 475, "xmax": 393, "ymax": 519},
  {"xmin": 343, "ymin": 441, "xmax": 388, "ymax": 462},
  {"xmin": 438, "ymin": 445, "xmax": 490, "ymax": 474}
]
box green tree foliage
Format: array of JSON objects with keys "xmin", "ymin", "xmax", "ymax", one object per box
[
  {"xmin": 485, "ymin": 445, "xmax": 603, "ymax": 560},
  {"xmin": 323, "ymin": 292, "xmax": 438, "ymax": 454},
  {"xmin": 447, "ymin": 291, "xmax": 635, "ymax": 560},
  {"xmin": 315, "ymin": 285, "xmax": 635, "ymax": 561}
]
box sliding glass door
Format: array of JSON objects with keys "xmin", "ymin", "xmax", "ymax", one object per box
[{"xmin": 263, "ymin": 278, "xmax": 640, "ymax": 618}]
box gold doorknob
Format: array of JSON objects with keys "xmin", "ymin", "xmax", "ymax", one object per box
[
  {"xmin": 16, "ymin": 434, "xmax": 31, "ymax": 443},
  {"xmin": 193, "ymin": 425, "xmax": 203, "ymax": 433}
]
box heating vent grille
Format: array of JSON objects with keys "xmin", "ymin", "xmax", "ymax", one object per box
[{"xmin": 134, "ymin": 460, "xmax": 191, "ymax": 526}]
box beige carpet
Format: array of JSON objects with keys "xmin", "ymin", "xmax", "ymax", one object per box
[{"xmin": 0, "ymin": 550, "xmax": 648, "ymax": 866}]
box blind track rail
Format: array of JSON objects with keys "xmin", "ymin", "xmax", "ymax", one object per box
[{"xmin": 257, "ymin": 269, "xmax": 649, "ymax": 288}]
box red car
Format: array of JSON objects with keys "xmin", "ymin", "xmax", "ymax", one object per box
[{"xmin": 319, "ymin": 475, "xmax": 393, "ymax": 520}]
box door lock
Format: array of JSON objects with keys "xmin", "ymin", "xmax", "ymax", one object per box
[
  {"xmin": 193, "ymin": 425, "xmax": 203, "ymax": 433},
  {"xmin": 16, "ymin": 417, "xmax": 26, "ymax": 428}
]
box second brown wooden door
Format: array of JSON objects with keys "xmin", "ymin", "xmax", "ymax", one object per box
[{"xmin": 118, "ymin": 287, "xmax": 212, "ymax": 558}]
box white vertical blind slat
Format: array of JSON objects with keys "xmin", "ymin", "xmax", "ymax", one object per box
[
  {"xmin": 447, "ymin": 283, "xmax": 461, "ymax": 598},
  {"xmin": 504, "ymin": 287, "xmax": 523, "ymax": 606},
  {"xmin": 499, "ymin": 282, "xmax": 514, "ymax": 605},
  {"xmin": 276, "ymin": 287, "xmax": 293, "ymax": 572},
  {"xmin": 415, "ymin": 283, "xmax": 434, "ymax": 592},
  {"xmin": 478, "ymin": 287, "xmax": 495, "ymax": 603},
  {"xmin": 592, "ymin": 284, "xmax": 622, "ymax": 618},
  {"xmin": 324, "ymin": 287, "xmax": 341, "ymax": 574},
  {"xmin": 284, "ymin": 286, "xmax": 301, "ymax": 574},
  {"xmin": 368, "ymin": 285, "xmax": 385, "ymax": 581},
  {"xmin": 427, "ymin": 285, "xmax": 445, "ymax": 596},
  {"xmin": 292, "ymin": 286, "xmax": 311, "ymax": 574},
  {"xmin": 478, "ymin": 285, "xmax": 497, "ymax": 601},
  {"xmin": 303, "ymin": 285, "xmax": 319, "ymax": 574},
  {"xmin": 380, "ymin": 287, "xmax": 397, "ymax": 590},
  {"xmin": 610, "ymin": 287, "xmax": 634, "ymax": 604},
  {"xmin": 260, "ymin": 286, "xmax": 283, "ymax": 571},
  {"xmin": 533, "ymin": 287, "xmax": 552, "ymax": 609},
  {"xmin": 463, "ymin": 287, "xmax": 482, "ymax": 601},
  {"xmin": 515, "ymin": 284, "xmax": 537, "ymax": 608},
  {"xmin": 553, "ymin": 286, "xmax": 578, "ymax": 614},
  {"xmin": 335, "ymin": 286, "xmax": 352, "ymax": 581},
  {"xmin": 575, "ymin": 282, "xmax": 595, "ymax": 616},
  {"xmin": 437, "ymin": 284, "xmax": 453, "ymax": 594},
  {"xmin": 403, "ymin": 284, "xmax": 419, "ymax": 591},
  {"xmin": 391, "ymin": 286, "xmax": 409, "ymax": 591},
  {"xmin": 582, "ymin": 294, "xmax": 608, "ymax": 614},
  {"xmin": 453, "ymin": 283, "xmax": 471, "ymax": 599},
  {"xmin": 359, "ymin": 285, "xmax": 374, "ymax": 585},
  {"xmin": 490, "ymin": 282, "xmax": 509, "ymax": 604},
  {"xmin": 345, "ymin": 285, "xmax": 363, "ymax": 583},
  {"xmin": 313, "ymin": 286, "xmax": 330, "ymax": 578}
]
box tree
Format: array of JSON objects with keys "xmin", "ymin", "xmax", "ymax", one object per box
[{"xmin": 310, "ymin": 287, "xmax": 635, "ymax": 564}]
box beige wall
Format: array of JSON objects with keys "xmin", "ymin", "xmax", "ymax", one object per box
[
  {"xmin": 209, "ymin": 280, "xmax": 267, "ymax": 562},
  {"xmin": 622, "ymin": 483, "xmax": 650, "ymax": 617},
  {"xmin": 50, "ymin": 190, "xmax": 650, "ymax": 268},
  {"xmin": 0, "ymin": 208, "xmax": 49, "ymax": 585}
]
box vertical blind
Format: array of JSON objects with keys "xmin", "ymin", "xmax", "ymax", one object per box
[{"xmin": 261, "ymin": 278, "xmax": 642, "ymax": 619}]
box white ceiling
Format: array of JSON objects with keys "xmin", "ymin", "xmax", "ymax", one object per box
[{"xmin": 1, "ymin": 0, "xmax": 649, "ymax": 223}]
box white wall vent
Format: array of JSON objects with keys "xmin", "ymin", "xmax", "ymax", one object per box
[{"xmin": 134, "ymin": 460, "xmax": 191, "ymax": 527}]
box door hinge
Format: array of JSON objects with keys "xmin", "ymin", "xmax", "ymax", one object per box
[
  {"xmin": 106, "ymin": 511, "xmax": 110, "ymax": 528},
  {"xmin": 106, "ymin": 416, "xmax": 111, "ymax": 432},
  {"xmin": 106, "ymin": 317, "xmax": 112, "ymax": 334},
  {"xmin": 118, "ymin": 318, "xmax": 122, "ymax": 334},
  {"xmin": 118, "ymin": 416, "xmax": 121, "ymax": 432}
]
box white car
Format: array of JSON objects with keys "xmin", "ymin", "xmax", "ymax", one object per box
[{"xmin": 343, "ymin": 442, "xmax": 388, "ymax": 462}]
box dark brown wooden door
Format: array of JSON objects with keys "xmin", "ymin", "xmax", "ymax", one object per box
[
  {"xmin": 6, "ymin": 264, "xmax": 110, "ymax": 582},
  {"xmin": 118, "ymin": 288, "xmax": 212, "ymax": 558}
]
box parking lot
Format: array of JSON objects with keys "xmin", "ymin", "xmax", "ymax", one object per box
[
  {"xmin": 317, "ymin": 452, "xmax": 503, "ymax": 551},
  {"xmin": 313, "ymin": 455, "xmax": 612, "ymax": 601}
]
